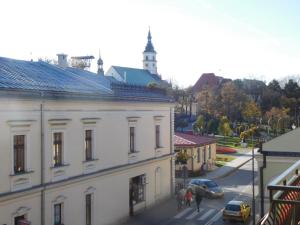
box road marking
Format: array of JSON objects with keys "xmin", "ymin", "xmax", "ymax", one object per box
[
  {"xmin": 185, "ymin": 209, "xmax": 203, "ymax": 219},
  {"xmin": 174, "ymin": 207, "xmax": 193, "ymax": 219},
  {"xmin": 204, "ymin": 209, "xmax": 223, "ymax": 225},
  {"xmin": 197, "ymin": 209, "xmax": 215, "ymax": 221}
]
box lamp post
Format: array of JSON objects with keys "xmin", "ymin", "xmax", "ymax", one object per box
[{"xmin": 251, "ymin": 132, "xmax": 256, "ymax": 225}]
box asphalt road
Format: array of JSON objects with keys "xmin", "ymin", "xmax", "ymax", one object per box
[{"xmin": 123, "ymin": 160, "xmax": 259, "ymax": 225}]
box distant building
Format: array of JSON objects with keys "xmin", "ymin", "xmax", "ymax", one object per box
[
  {"xmin": 192, "ymin": 73, "xmax": 231, "ymax": 94},
  {"xmin": 174, "ymin": 132, "xmax": 216, "ymax": 176},
  {"xmin": 106, "ymin": 29, "xmax": 167, "ymax": 87}
]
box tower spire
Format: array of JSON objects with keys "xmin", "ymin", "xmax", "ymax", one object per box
[
  {"xmin": 97, "ymin": 49, "xmax": 104, "ymax": 75},
  {"xmin": 143, "ymin": 28, "xmax": 158, "ymax": 74}
]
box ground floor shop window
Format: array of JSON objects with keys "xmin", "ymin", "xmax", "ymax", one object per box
[{"xmin": 130, "ymin": 174, "xmax": 146, "ymax": 204}]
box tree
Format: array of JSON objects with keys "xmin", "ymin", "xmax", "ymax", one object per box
[
  {"xmin": 194, "ymin": 115, "xmax": 205, "ymax": 134},
  {"xmin": 242, "ymin": 101, "xmax": 261, "ymax": 124},
  {"xmin": 284, "ymin": 79, "xmax": 300, "ymax": 98},
  {"xmin": 218, "ymin": 116, "xmax": 232, "ymax": 140},
  {"xmin": 220, "ymin": 82, "xmax": 246, "ymax": 121},
  {"xmin": 265, "ymin": 107, "xmax": 290, "ymax": 135},
  {"xmin": 268, "ymin": 79, "xmax": 282, "ymax": 93},
  {"xmin": 177, "ymin": 119, "xmax": 188, "ymax": 132}
]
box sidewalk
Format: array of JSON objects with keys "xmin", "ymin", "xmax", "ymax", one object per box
[{"xmin": 177, "ymin": 148, "xmax": 259, "ymax": 184}]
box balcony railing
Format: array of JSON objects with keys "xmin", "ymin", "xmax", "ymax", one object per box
[{"xmin": 258, "ymin": 160, "xmax": 300, "ymax": 225}]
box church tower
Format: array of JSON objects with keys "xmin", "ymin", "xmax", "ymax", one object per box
[
  {"xmin": 97, "ymin": 50, "xmax": 104, "ymax": 75},
  {"xmin": 143, "ymin": 29, "xmax": 157, "ymax": 74}
]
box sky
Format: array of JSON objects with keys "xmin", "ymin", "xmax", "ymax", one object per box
[{"xmin": 1, "ymin": 0, "xmax": 300, "ymax": 87}]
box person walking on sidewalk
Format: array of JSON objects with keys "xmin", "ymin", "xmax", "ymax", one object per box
[
  {"xmin": 195, "ymin": 188, "xmax": 204, "ymax": 212},
  {"xmin": 176, "ymin": 189, "xmax": 185, "ymax": 210},
  {"xmin": 185, "ymin": 189, "xmax": 193, "ymax": 207}
]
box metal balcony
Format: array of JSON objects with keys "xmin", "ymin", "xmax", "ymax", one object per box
[{"xmin": 258, "ymin": 160, "xmax": 300, "ymax": 225}]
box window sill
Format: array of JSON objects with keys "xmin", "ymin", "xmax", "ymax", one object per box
[
  {"xmin": 10, "ymin": 170, "xmax": 34, "ymax": 177},
  {"xmin": 155, "ymin": 146, "xmax": 163, "ymax": 150},
  {"xmin": 50, "ymin": 163, "xmax": 70, "ymax": 169},
  {"xmin": 128, "ymin": 151, "xmax": 140, "ymax": 155},
  {"xmin": 82, "ymin": 158, "xmax": 99, "ymax": 163}
]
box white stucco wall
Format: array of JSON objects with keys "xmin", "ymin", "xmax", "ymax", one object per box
[{"xmin": 0, "ymin": 98, "xmax": 174, "ymax": 225}]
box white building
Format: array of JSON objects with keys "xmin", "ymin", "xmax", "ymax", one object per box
[
  {"xmin": 257, "ymin": 128, "xmax": 300, "ymax": 217},
  {"xmin": 0, "ymin": 56, "xmax": 174, "ymax": 225}
]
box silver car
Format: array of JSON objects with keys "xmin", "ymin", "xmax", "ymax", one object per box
[{"xmin": 188, "ymin": 178, "xmax": 224, "ymax": 198}]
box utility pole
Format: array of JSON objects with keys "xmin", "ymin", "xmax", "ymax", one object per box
[{"xmin": 252, "ymin": 134, "xmax": 256, "ymax": 225}]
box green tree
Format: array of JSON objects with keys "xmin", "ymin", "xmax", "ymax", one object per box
[
  {"xmin": 218, "ymin": 116, "xmax": 232, "ymax": 141},
  {"xmin": 284, "ymin": 79, "xmax": 300, "ymax": 98},
  {"xmin": 242, "ymin": 101, "xmax": 261, "ymax": 123},
  {"xmin": 194, "ymin": 115, "xmax": 205, "ymax": 134}
]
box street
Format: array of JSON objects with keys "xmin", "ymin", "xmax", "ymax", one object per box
[{"xmin": 123, "ymin": 159, "xmax": 259, "ymax": 225}]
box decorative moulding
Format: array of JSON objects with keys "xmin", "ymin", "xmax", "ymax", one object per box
[
  {"xmin": 7, "ymin": 120, "xmax": 36, "ymax": 127},
  {"xmin": 48, "ymin": 118, "xmax": 71, "ymax": 126},
  {"xmin": 52, "ymin": 195, "xmax": 67, "ymax": 204},
  {"xmin": 12, "ymin": 206, "xmax": 31, "ymax": 217},
  {"xmin": 127, "ymin": 116, "xmax": 140, "ymax": 122},
  {"xmin": 153, "ymin": 115, "xmax": 164, "ymax": 121},
  {"xmin": 80, "ymin": 117, "xmax": 101, "ymax": 124},
  {"xmin": 84, "ymin": 186, "xmax": 96, "ymax": 194}
]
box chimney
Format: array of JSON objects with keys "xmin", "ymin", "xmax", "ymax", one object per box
[{"xmin": 57, "ymin": 53, "xmax": 68, "ymax": 68}]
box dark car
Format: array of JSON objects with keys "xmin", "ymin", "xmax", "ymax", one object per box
[{"xmin": 187, "ymin": 178, "xmax": 224, "ymax": 198}]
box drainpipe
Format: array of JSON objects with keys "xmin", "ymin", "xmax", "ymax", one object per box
[
  {"xmin": 170, "ymin": 107, "xmax": 175, "ymax": 194},
  {"xmin": 40, "ymin": 100, "xmax": 45, "ymax": 225},
  {"xmin": 260, "ymin": 153, "xmax": 266, "ymax": 218}
]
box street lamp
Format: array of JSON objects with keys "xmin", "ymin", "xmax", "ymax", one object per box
[{"xmin": 252, "ymin": 135, "xmax": 255, "ymax": 225}]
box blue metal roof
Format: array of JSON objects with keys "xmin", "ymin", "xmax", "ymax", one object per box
[
  {"xmin": 0, "ymin": 57, "xmax": 173, "ymax": 103},
  {"xmin": 0, "ymin": 57, "xmax": 112, "ymax": 95},
  {"xmin": 110, "ymin": 66, "xmax": 162, "ymax": 86}
]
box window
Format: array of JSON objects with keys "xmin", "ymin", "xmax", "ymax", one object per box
[
  {"xmin": 145, "ymin": 56, "xmax": 148, "ymax": 60},
  {"xmin": 85, "ymin": 130, "xmax": 92, "ymax": 161},
  {"xmin": 145, "ymin": 63, "xmax": 148, "ymax": 67},
  {"xmin": 53, "ymin": 132, "xmax": 63, "ymax": 166},
  {"xmin": 131, "ymin": 175, "xmax": 145, "ymax": 204},
  {"xmin": 197, "ymin": 147, "xmax": 200, "ymax": 163},
  {"xmin": 14, "ymin": 135, "xmax": 25, "ymax": 173},
  {"xmin": 208, "ymin": 145, "xmax": 212, "ymax": 159},
  {"xmin": 14, "ymin": 215, "xmax": 25, "ymax": 225},
  {"xmin": 203, "ymin": 146, "xmax": 206, "ymax": 162},
  {"xmin": 86, "ymin": 194, "xmax": 92, "ymax": 225},
  {"xmin": 129, "ymin": 127, "xmax": 135, "ymax": 153},
  {"xmin": 54, "ymin": 203, "xmax": 62, "ymax": 225},
  {"xmin": 155, "ymin": 125, "xmax": 160, "ymax": 148}
]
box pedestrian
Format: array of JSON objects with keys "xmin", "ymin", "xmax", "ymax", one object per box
[
  {"xmin": 176, "ymin": 190, "xmax": 184, "ymax": 210},
  {"xmin": 195, "ymin": 188, "xmax": 203, "ymax": 212},
  {"xmin": 184, "ymin": 189, "xmax": 193, "ymax": 207}
]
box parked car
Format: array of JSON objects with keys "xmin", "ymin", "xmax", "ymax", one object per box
[
  {"xmin": 223, "ymin": 200, "xmax": 251, "ymax": 223},
  {"xmin": 187, "ymin": 178, "xmax": 224, "ymax": 198}
]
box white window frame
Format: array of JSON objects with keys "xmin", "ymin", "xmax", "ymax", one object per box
[
  {"xmin": 83, "ymin": 128, "xmax": 96, "ymax": 161},
  {"xmin": 11, "ymin": 131, "xmax": 30, "ymax": 175},
  {"xmin": 127, "ymin": 117, "xmax": 140, "ymax": 153},
  {"xmin": 51, "ymin": 130, "xmax": 66, "ymax": 167},
  {"xmin": 52, "ymin": 195, "xmax": 66, "ymax": 225},
  {"xmin": 84, "ymin": 187, "xmax": 96, "ymax": 225},
  {"xmin": 11, "ymin": 206, "xmax": 31, "ymax": 225},
  {"xmin": 153, "ymin": 116, "xmax": 164, "ymax": 149}
]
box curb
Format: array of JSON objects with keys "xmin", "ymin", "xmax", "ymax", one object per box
[{"xmin": 211, "ymin": 157, "xmax": 252, "ymax": 180}]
